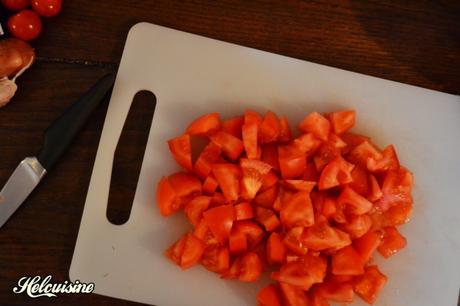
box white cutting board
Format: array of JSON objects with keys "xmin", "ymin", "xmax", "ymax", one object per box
[{"xmin": 70, "ymin": 23, "xmax": 460, "ymax": 306}]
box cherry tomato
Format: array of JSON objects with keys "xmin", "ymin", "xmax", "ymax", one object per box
[
  {"xmin": 31, "ymin": 0, "xmax": 61, "ymax": 17},
  {"xmin": 7, "ymin": 10, "xmax": 42, "ymax": 41},
  {"xmin": 1, "ymin": 0, "xmax": 30, "ymax": 11}
]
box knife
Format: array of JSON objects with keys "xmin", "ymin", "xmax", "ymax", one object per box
[{"xmin": 0, "ymin": 73, "xmax": 115, "ymax": 229}]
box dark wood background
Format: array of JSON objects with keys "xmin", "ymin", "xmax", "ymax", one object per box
[{"xmin": 0, "ymin": 1, "xmax": 459, "ymax": 305}]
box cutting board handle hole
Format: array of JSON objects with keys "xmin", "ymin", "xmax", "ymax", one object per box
[{"xmin": 106, "ymin": 90, "xmax": 156, "ymax": 225}]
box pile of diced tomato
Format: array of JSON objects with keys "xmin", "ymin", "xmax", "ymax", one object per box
[{"xmin": 156, "ymin": 109, "xmax": 413, "ymax": 306}]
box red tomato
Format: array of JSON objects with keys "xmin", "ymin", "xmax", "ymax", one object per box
[
  {"xmin": 278, "ymin": 116, "xmax": 292, "ymax": 142},
  {"xmin": 278, "ymin": 144, "xmax": 306, "ymax": 179},
  {"xmin": 168, "ymin": 172, "xmax": 202, "ymax": 200},
  {"xmin": 221, "ymin": 116, "xmax": 244, "ymax": 138},
  {"xmin": 283, "ymin": 226, "xmax": 308, "ymax": 255},
  {"xmin": 202, "ymin": 175, "xmax": 218, "ymax": 195},
  {"xmin": 313, "ymin": 142, "xmax": 341, "ymax": 172},
  {"xmin": 233, "ymin": 220, "xmax": 264, "ymax": 248},
  {"xmin": 353, "ymin": 265, "xmax": 388, "ymax": 304},
  {"xmin": 353, "ymin": 230, "xmax": 383, "ymax": 263},
  {"xmin": 156, "ymin": 177, "xmax": 179, "ymax": 216},
  {"xmin": 194, "ymin": 142, "xmax": 222, "ymax": 178},
  {"xmin": 280, "ymin": 191, "xmax": 314, "ymax": 228},
  {"xmin": 253, "ymin": 185, "xmax": 278, "ymax": 208},
  {"xmin": 279, "ymin": 282, "xmax": 310, "ymax": 306},
  {"xmin": 257, "ymin": 284, "xmax": 283, "ymax": 306},
  {"xmin": 282, "ymin": 180, "xmax": 316, "ymax": 193},
  {"xmin": 259, "ymin": 111, "xmax": 281, "ymax": 143},
  {"xmin": 210, "ymin": 131, "xmax": 244, "ymax": 161},
  {"xmin": 261, "ymin": 144, "xmax": 280, "ymax": 171},
  {"xmin": 260, "ymin": 170, "xmax": 279, "ymax": 191},
  {"xmin": 309, "ymin": 292, "xmax": 330, "ymax": 306},
  {"xmin": 234, "ymin": 202, "xmax": 254, "ymax": 220},
  {"xmin": 165, "ymin": 234, "xmax": 187, "ymax": 265},
  {"xmin": 339, "ymin": 214, "xmax": 372, "ymax": 239},
  {"xmin": 314, "ymin": 281, "xmax": 354, "ymax": 303},
  {"xmin": 168, "ymin": 134, "xmax": 193, "ymax": 171},
  {"xmin": 1, "ymin": 0, "xmax": 29, "ymax": 11},
  {"xmin": 202, "ymin": 205, "xmax": 235, "ymax": 243},
  {"xmin": 255, "ymin": 206, "xmax": 280, "ymax": 232},
  {"xmin": 165, "ymin": 233, "xmax": 206, "ymax": 270},
  {"xmin": 341, "ymin": 132, "xmax": 371, "ymax": 153},
  {"xmin": 266, "ymin": 232, "xmax": 286, "ymax": 264},
  {"xmin": 301, "ymin": 220, "xmax": 351, "ymax": 251},
  {"xmin": 201, "ymin": 245, "xmax": 230, "ymax": 273},
  {"xmin": 31, "ymin": 0, "xmax": 62, "ymax": 17},
  {"xmin": 212, "ymin": 163, "xmax": 241, "ymax": 202},
  {"xmin": 328, "ymin": 110, "xmax": 356, "ymax": 134},
  {"xmin": 7, "ymin": 9, "xmax": 42, "ymax": 41},
  {"xmin": 302, "ymin": 161, "xmax": 319, "ymax": 181},
  {"xmin": 238, "ymin": 252, "xmax": 263, "ymax": 282},
  {"xmin": 242, "ymin": 109, "xmax": 262, "ymax": 159},
  {"xmin": 367, "ymin": 144, "xmax": 400, "ymax": 172},
  {"xmin": 348, "ymin": 141, "xmax": 382, "ymax": 168},
  {"xmin": 229, "ymin": 226, "xmax": 247, "ymax": 254},
  {"xmin": 331, "ymin": 245, "xmax": 365, "ymax": 276},
  {"xmin": 377, "ymin": 226, "xmax": 407, "ymax": 258},
  {"xmin": 240, "ymin": 158, "xmax": 272, "ymax": 200},
  {"xmin": 384, "ymin": 201, "xmax": 413, "ymax": 226},
  {"xmin": 348, "ymin": 165, "xmax": 369, "ymax": 196},
  {"xmin": 293, "ymin": 133, "xmax": 322, "ymax": 155},
  {"xmin": 377, "ymin": 168, "xmax": 413, "ymax": 211},
  {"xmin": 184, "ymin": 196, "xmax": 211, "ymax": 226},
  {"xmin": 367, "ymin": 174, "xmax": 383, "ymax": 202},
  {"xmin": 337, "ymin": 186, "xmax": 373, "ymax": 215},
  {"xmin": 298, "ymin": 112, "xmax": 331, "ymax": 141},
  {"xmin": 186, "ymin": 112, "xmax": 220, "ymax": 135},
  {"xmin": 318, "ymin": 155, "xmax": 354, "ymax": 190}
]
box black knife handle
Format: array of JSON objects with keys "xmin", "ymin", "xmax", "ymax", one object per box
[{"xmin": 37, "ymin": 73, "xmax": 115, "ymax": 170}]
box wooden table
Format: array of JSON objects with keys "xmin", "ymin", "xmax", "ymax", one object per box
[{"xmin": 1, "ymin": 1, "xmax": 459, "ymax": 305}]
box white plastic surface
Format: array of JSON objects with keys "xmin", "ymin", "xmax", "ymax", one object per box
[{"xmin": 70, "ymin": 23, "xmax": 460, "ymax": 306}]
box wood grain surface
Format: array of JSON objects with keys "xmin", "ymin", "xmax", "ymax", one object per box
[{"xmin": 0, "ymin": 1, "xmax": 459, "ymax": 305}]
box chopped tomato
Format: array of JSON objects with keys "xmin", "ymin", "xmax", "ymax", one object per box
[
  {"xmin": 238, "ymin": 252, "xmax": 263, "ymax": 282},
  {"xmin": 309, "ymin": 292, "xmax": 330, "ymax": 306},
  {"xmin": 384, "ymin": 201, "xmax": 413, "ymax": 226},
  {"xmin": 202, "ymin": 175, "xmax": 219, "ymax": 195},
  {"xmin": 278, "ymin": 144, "xmax": 306, "ymax": 179},
  {"xmin": 229, "ymin": 226, "xmax": 248, "ymax": 254},
  {"xmin": 234, "ymin": 202, "xmax": 254, "ymax": 220},
  {"xmin": 203, "ymin": 205, "xmax": 235, "ymax": 243},
  {"xmin": 210, "ymin": 192, "xmax": 226, "ymax": 206},
  {"xmin": 186, "ymin": 112, "xmax": 220, "ymax": 135},
  {"xmin": 348, "ymin": 141, "xmax": 382, "ymax": 168},
  {"xmin": 279, "ymin": 282, "xmax": 310, "ymax": 306},
  {"xmin": 303, "ymin": 161, "xmax": 320, "ymax": 181},
  {"xmin": 367, "ymin": 174, "xmax": 383, "ymax": 202},
  {"xmin": 278, "ymin": 116, "xmax": 292, "ymax": 142},
  {"xmin": 240, "ymin": 158, "xmax": 272, "ymax": 200},
  {"xmin": 354, "ymin": 265, "xmax": 387, "ymax": 304},
  {"xmin": 299, "ymin": 112, "xmax": 331, "ymax": 141},
  {"xmin": 318, "ymin": 156, "xmax": 354, "ymax": 190},
  {"xmin": 301, "ymin": 220, "xmax": 351, "ymax": 251},
  {"xmin": 281, "ymin": 191, "xmax": 314, "ymax": 228},
  {"xmin": 293, "ymin": 133, "xmax": 322, "ymax": 155},
  {"xmin": 339, "ymin": 214, "xmax": 372, "ymax": 239},
  {"xmin": 260, "ymin": 111, "xmax": 281, "ymax": 143},
  {"xmin": 212, "ymin": 163, "xmax": 241, "ymax": 202},
  {"xmin": 257, "ymin": 284, "xmax": 282, "ymax": 306},
  {"xmin": 348, "ymin": 166, "xmax": 369, "ymax": 196},
  {"xmin": 255, "ymin": 207, "xmax": 281, "ymax": 231},
  {"xmin": 201, "ymin": 245, "xmax": 230, "ymax": 273},
  {"xmin": 314, "ymin": 281, "xmax": 354, "ymax": 303},
  {"xmin": 353, "ymin": 230, "xmax": 383, "ymax": 263},
  {"xmin": 168, "ymin": 134, "xmax": 193, "ymax": 171},
  {"xmin": 242, "ymin": 110, "xmax": 262, "ymax": 159},
  {"xmin": 331, "ymin": 246, "xmax": 364, "ymax": 276},
  {"xmin": 283, "ymin": 226, "xmax": 308, "ymax": 255},
  {"xmin": 341, "ymin": 132, "xmax": 371, "ymax": 153},
  {"xmin": 193, "ymin": 219, "xmax": 218, "ymax": 246},
  {"xmin": 254, "ymin": 185, "xmax": 278, "ymax": 208},
  {"xmin": 184, "ymin": 196, "xmax": 212, "ymax": 226},
  {"xmin": 377, "ymin": 168, "xmax": 413, "ymax": 211},
  {"xmin": 210, "ymin": 131, "xmax": 244, "ymax": 161},
  {"xmin": 221, "ymin": 116, "xmax": 244, "ymax": 138},
  {"xmin": 377, "ymin": 226, "xmax": 407, "ymax": 258},
  {"xmin": 267, "ymin": 232, "xmax": 287, "ymax": 264},
  {"xmin": 165, "ymin": 233, "xmax": 187, "ymax": 265},
  {"xmin": 194, "ymin": 142, "xmax": 222, "ymax": 178},
  {"xmin": 313, "ymin": 142, "xmax": 341, "ymax": 172},
  {"xmin": 166, "ymin": 233, "xmax": 206, "ymax": 270},
  {"xmin": 282, "ymin": 180, "xmax": 316, "ymax": 193},
  {"xmin": 367, "ymin": 144, "xmax": 400, "ymax": 172},
  {"xmin": 261, "ymin": 170, "xmax": 279, "ymax": 191},
  {"xmin": 337, "ymin": 186, "xmax": 373, "ymax": 215},
  {"xmin": 262, "ymin": 144, "xmax": 280, "ymax": 171},
  {"xmin": 156, "ymin": 177, "xmax": 180, "ymax": 216},
  {"xmin": 168, "ymin": 172, "xmax": 202, "ymax": 199},
  {"xmin": 328, "ymin": 110, "xmax": 356, "ymax": 134},
  {"xmin": 234, "ymin": 220, "xmax": 265, "ymax": 248}
]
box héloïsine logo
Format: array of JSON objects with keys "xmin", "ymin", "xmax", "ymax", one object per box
[{"xmin": 13, "ymin": 275, "xmax": 95, "ymax": 298}]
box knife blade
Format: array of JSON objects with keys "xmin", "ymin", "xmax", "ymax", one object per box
[{"xmin": 0, "ymin": 73, "xmax": 115, "ymax": 229}]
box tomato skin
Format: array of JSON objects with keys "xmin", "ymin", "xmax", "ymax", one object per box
[
  {"xmin": 257, "ymin": 284, "xmax": 283, "ymax": 306},
  {"xmin": 278, "ymin": 116, "xmax": 292, "ymax": 142},
  {"xmin": 331, "ymin": 245, "xmax": 364, "ymax": 276},
  {"xmin": 238, "ymin": 252, "xmax": 263, "ymax": 282},
  {"xmin": 348, "ymin": 166, "xmax": 369, "ymax": 196},
  {"xmin": 202, "ymin": 205, "xmax": 235, "ymax": 243},
  {"xmin": 229, "ymin": 226, "xmax": 248, "ymax": 254},
  {"xmin": 280, "ymin": 191, "xmax": 314, "ymax": 228},
  {"xmin": 168, "ymin": 172, "xmax": 202, "ymax": 200},
  {"xmin": 261, "ymin": 144, "xmax": 280, "ymax": 171},
  {"xmin": 328, "ymin": 110, "xmax": 356, "ymax": 134},
  {"xmin": 194, "ymin": 142, "xmax": 222, "ymax": 178},
  {"xmin": 168, "ymin": 134, "xmax": 193, "ymax": 171},
  {"xmin": 267, "ymin": 232, "xmax": 286, "ymax": 264},
  {"xmin": 298, "ymin": 112, "xmax": 331, "ymax": 141},
  {"xmin": 221, "ymin": 116, "xmax": 244, "ymax": 138},
  {"xmin": 7, "ymin": 9, "xmax": 42, "ymax": 41},
  {"xmin": 31, "ymin": 0, "xmax": 62, "ymax": 17},
  {"xmin": 259, "ymin": 111, "xmax": 281, "ymax": 143},
  {"xmin": 377, "ymin": 226, "xmax": 407, "ymax": 258},
  {"xmin": 156, "ymin": 177, "xmax": 179, "ymax": 216},
  {"xmin": 242, "ymin": 110, "xmax": 262, "ymax": 159},
  {"xmin": 1, "ymin": 0, "xmax": 29, "ymax": 11},
  {"xmin": 186, "ymin": 112, "xmax": 220, "ymax": 135},
  {"xmin": 354, "ymin": 265, "xmax": 387, "ymax": 304}
]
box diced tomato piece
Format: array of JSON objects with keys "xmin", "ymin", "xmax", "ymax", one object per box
[
  {"xmin": 327, "ymin": 275, "xmax": 354, "ymax": 283},
  {"xmin": 229, "ymin": 226, "xmax": 248, "ymax": 254},
  {"xmin": 377, "ymin": 226, "xmax": 407, "ymax": 258},
  {"xmin": 279, "ymin": 282, "xmax": 310, "ymax": 306},
  {"xmin": 168, "ymin": 172, "xmax": 202, "ymax": 199},
  {"xmin": 367, "ymin": 174, "xmax": 383, "ymax": 202},
  {"xmin": 234, "ymin": 202, "xmax": 254, "ymax": 220},
  {"xmin": 272, "ymin": 254, "xmax": 327, "ymax": 290},
  {"xmin": 367, "ymin": 144, "xmax": 400, "ymax": 172},
  {"xmin": 293, "ymin": 133, "xmax": 322, "ymax": 155},
  {"xmin": 339, "ymin": 214, "xmax": 372, "ymax": 239},
  {"xmin": 233, "ymin": 220, "xmax": 265, "ymax": 248},
  {"xmin": 322, "ymin": 195, "xmax": 337, "ymax": 219},
  {"xmin": 354, "ymin": 265, "xmax": 388, "ymax": 304},
  {"xmin": 222, "ymin": 256, "xmax": 242, "ymax": 279},
  {"xmin": 313, "ymin": 142, "xmax": 341, "ymax": 172},
  {"xmin": 201, "ymin": 245, "xmax": 230, "ymax": 273},
  {"xmin": 184, "ymin": 196, "xmax": 212, "ymax": 226},
  {"xmin": 212, "ymin": 163, "xmax": 241, "ymax": 202},
  {"xmin": 331, "ymin": 246, "xmax": 364, "ymax": 276},
  {"xmin": 240, "ymin": 158, "xmax": 272, "ymax": 200},
  {"xmin": 328, "ymin": 110, "xmax": 356, "ymax": 135},
  {"xmin": 314, "ymin": 281, "xmax": 354, "ymax": 303},
  {"xmin": 384, "ymin": 201, "xmax": 413, "ymax": 226},
  {"xmin": 309, "ymin": 291, "xmax": 330, "ymax": 306},
  {"xmin": 210, "ymin": 192, "xmax": 226, "ymax": 206},
  {"xmin": 255, "ymin": 207, "xmax": 281, "ymax": 232},
  {"xmin": 194, "ymin": 142, "xmax": 222, "ymax": 178},
  {"xmin": 261, "ymin": 170, "xmax": 279, "ymax": 191},
  {"xmin": 341, "ymin": 132, "xmax": 371, "ymax": 153},
  {"xmin": 278, "ymin": 116, "xmax": 293, "ymax": 142},
  {"xmin": 278, "ymin": 145, "xmax": 306, "ymax": 179},
  {"xmin": 168, "ymin": 134, "xmax": 193, "ymax": 171},
  {"xmin": 377, "ymin": 168, "xmax": 413, "ymax": 211},
  {"xmin": 353, "ymin": 230, "xmax": 383, "ymax": 263},
  {"xmin": 254, "ymin": 185, "xmax": 278, "ymax": 208},
  {"xmin": 348, "ymin": 141, "xmax": 382, "ymax": 168},
  {"xmin": 328, "ymin": 133, "xmax": 347, "ymax": 150},
  {"xmin": 245, "ymin": 109, "xmax": 263, "ymax": 125},
  {"xmin": 157, "ymin": 177, "xmax": 180, "ymax": 216},
  {"xmin": 262, "ymin": 144, "xmax": 280, "ymax": 171},
  {"xmin": 267, "ymin": 232, "xmax": 287, "ymax": 264},
  {"xmin": 221, "ymin": 116, "xmax": 244, "ymax": 138},
  {"xmin": 337, "ymin": 186, "xmax": 373, "ymax": 215},
  {"xmin": 348, "ymin": 166, "xmax": 369, "ymax": 196},
  {"xmin": 239, "ymin": 252, "xmax": 263, "ymax": 282},
  {"xmin": 203, "ymin": 205, "xmax": 235, "ymax": 243},
  {"xmin": 210, "ymin": 131, "xmax": 244, "ymax": 161},
  {"xmin": 301, "ymin": 220, "xmax": 351, "ymax": 251},
  {"xmin": 165, "ymin": 234, "xmax": 187, "ymax": 265},
  {"xmin": 281, "ymin": 191, "xmax": 314, "ymax": 228},
  {"xmin": 193, "ymin": 219, "xmax": 219, "ymax": 246},
  {"xmin": 318, "ymin": 156, "xmax": 354, "ymax": 190},
  {"xmin": 298, "ymin": 112, "xmax": 331, "ymax": 141},
  {"xmin": 259, "ymin": 111, "xmax": 281, "ymax": 143},
  {"xmin": 282, "ymin": 180, "xmax": 316, "ymax": 193},
  {"xmin": 283, "ymin": 227, "xmax": 308, "ymax": 255},
  {"xmin": 202, "ymin": 175, "xmax": 219, "ymax": 195},
  {"xmin": 180, "ymin": 233, "xmax": 207, "ymax": 269},
  {"xmin": 257, "ymin": 284, "xmax": 283, "ymax": 306},
  {"xmin": 186, "ymin": 112, "xmax": 220, "ymax": 135},
  {"xmin": 242, "ymin": 110, "xmax": 262, "ymax": 159}
]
